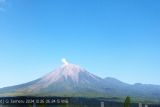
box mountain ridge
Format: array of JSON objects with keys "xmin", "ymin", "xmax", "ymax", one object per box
[{"xmin": 0, "ymin": 60, "xmax": 160, "ymax": 103}]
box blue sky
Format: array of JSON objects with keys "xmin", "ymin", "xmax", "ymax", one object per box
[{"xmin": 0, "ymin": 0, "xmax": 160, "ymax": 88}]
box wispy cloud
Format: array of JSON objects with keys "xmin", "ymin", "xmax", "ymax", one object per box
[
  {"xmin": 0, "ymin": 0, "xmax": 7, "ymax": 12},
  {"xmin": 0, "ymin": 0, "xmax": 6, "ymax": 2}
]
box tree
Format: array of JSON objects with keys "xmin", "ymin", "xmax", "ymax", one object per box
[
  {"xmin": 124, "ymin": 96, "xmax": 131, "ymax": 107},
  {"xmin": 39, "ymin": 103, "xmax": 45, "ymax": 107}
]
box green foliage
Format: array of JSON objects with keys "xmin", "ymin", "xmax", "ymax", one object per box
[
  {"xmin": 124, "ymin": 96, "xmax": 131, "ymax": 107},
  {"xmin": 39, "ymin": 103, "xmax": 45, "ymax": 107},
  {"xmin": 28, "ymin": 103, "xmax": 32, "ymax": 107}
]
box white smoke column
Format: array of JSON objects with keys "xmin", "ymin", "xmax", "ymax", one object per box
[{"xmin": 61, "ymin": 58, "xmax": 69, "ymax": 65}]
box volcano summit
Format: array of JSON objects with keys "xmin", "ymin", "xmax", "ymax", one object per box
[{"xmin": 0, "ymin": 60, "xmax": 160, "ymax": 103}]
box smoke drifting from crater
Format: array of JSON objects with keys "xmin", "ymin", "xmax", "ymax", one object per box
[{"xmin": 61, "ymin": 58, "xmax": 69, "ymax": 65}]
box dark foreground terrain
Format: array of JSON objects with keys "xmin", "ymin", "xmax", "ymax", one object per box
[{"xmin": 0, "ymin": 97, "xmax": 160, "ymax": 107}]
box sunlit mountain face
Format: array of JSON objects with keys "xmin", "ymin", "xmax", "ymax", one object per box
[{"xmin": 0, "ymin": 59, "xmax": 160, "ymax": 103}]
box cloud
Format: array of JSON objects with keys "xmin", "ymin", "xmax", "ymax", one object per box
[
  {"xmin": 0, "ymin": 0, "xmax": 7, "ymax": 12},
  {"xmin": 0, "ymin": 0, "xmax": 6, "ymax": 2}
]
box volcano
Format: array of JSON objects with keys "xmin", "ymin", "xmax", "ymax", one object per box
[
  {"xmin": 0, "ymin": 59, "xmax": 160, "ymax": 103},
  {"xmin": 0, "ymin": 59, "xmax": 105, "ymax": 97}
]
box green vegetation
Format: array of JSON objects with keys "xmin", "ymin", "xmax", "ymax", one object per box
[{"xmin": 124, "ymin": 96, "xmax": 131, "ymax": 107}]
